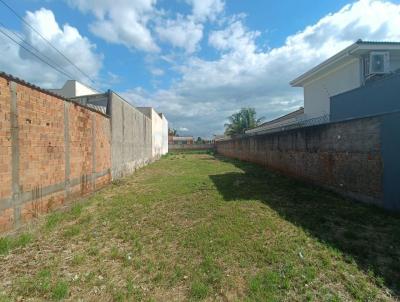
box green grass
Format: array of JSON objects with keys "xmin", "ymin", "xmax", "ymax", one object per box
[
  {"xmin": 190, "ymin": 281, "xmax": 209, "ymax": 300},
  {"xmin": 51, "ymin": 281, "xmax": 69, "ymax": 300},
  {"xmin": 0, "ymin": 233, "xmax": 33, "ymax": 255},
  {"xmin": 13, "ymin": 269, "xmax": 69, "ymax": 300},
  {"xmin": 0, "ymin": 153, "xmax": 399, "ymax": 301}
]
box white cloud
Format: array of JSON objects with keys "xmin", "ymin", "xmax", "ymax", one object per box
[
  {"xmin": 149, "ymin": 67, "xmax": 165, "ymax": 76},
  {"xmin": 156, "ymin": 16, "xmax": 203, "ymax": 53},
  {"xmin": 186, "ymin": 0, "xmax": 225, "ymax": 22},
  {"xmin": 67, "ymin": 0, "xmax": 160, "ymax": 52},
  {"xmin": 209, "ymin": 20, "xmax": 260, "ymax": 54},
  {"xmin": 123, "ymin": 0, "xmax": 400, "ymax": 137},
  {"xmin": 67, "ymin": 0, "xmax": 225, "ymax": 54},
  {"xmin": 0, "ymin": 8, "xmax": 102, "ymax": 88}
]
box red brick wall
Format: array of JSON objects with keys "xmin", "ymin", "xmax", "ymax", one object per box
[
  {"xmin": 0, "ymin": 75, "xmax": 112, "ymax": 232},
  {"xmin": 69, "ymin": 103, "xmax": 94, "ymax": 196},
  {"xmin": 0, "ymin": 209, "xmax": 13, "ymax": 233},
  {"xmin": 95, "ymin": 113, "xmax": 111, "ymax": 187},
  {"xmin": 0, "ymin": 78, "xmax": 12, "ymax": 231},
  {"xmin": 95, "ymin": 113, "xmax": 111, "ymax": 173},
  {"xmin": 18, "ymin": 84, "xmax": 66, "ymax": 192},
  {"xmin": 20, "ymin": 192, "xmax": 65, "ymax": 224}
]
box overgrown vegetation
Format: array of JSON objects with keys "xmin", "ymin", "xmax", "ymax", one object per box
[
  {"xmin": 0, "ymin": 153, "xmax": 399, "ymax": 301},
  {"xmin": 224, "ymin": 107, "xmax": 264, "ymax": 135},
  {"xmin": 0, "ymin": 233, "xmax": 33, "ymax": 255}
]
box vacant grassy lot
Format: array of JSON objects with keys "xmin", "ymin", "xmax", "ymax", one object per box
[{"xmin": 0, "ymin": 152, "xmax": 399, "ymax": 301}]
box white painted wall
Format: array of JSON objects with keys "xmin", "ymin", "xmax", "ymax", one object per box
[
  {"xmin": 152, "ymin": 110, "xmax": 163, "ymax": 158},
  {"xmin": 49, "ymin": 80, "xmax": 98, "ymax": 98},
  {"xmin": 303, "ymin": 59, "xmax": 361, "ymax": 118},
  {"xmin": 137, "ymin": 107, "xmax": 164, "ymax": 159},
  {"xmin": 160, "ymin": 114, "xmax": 169, "ymax": 155},
  {"xmin": 75, "ymin": 82, "xmax": 98, "ymax": 97}
]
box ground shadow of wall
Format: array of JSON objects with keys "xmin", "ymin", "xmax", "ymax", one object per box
[{"xmin": 209, "ymin": 156, "xmax": 400, "ymax": 296}]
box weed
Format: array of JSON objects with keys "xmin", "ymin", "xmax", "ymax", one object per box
[
  {"xmin": 45, "ymin": 212, "xmax": 65, "ymax": 230},
  {"xmin": 87, "ymin": 244, "xmax": 99, "ymax": 256},
  {"xmin": 63, "ymin": 225, "xmax": 81, "ymax": 238},
  {"xmin": 0, "ymin": 233, "xmax": 33, "ymax": 255},
  {"xmin": 71, "ymin": 254, "xmax": 85, "ymax": 266},
  {"xmin": 15, "ymin": 269, "xmax": 51, "ymax": 297},
  {"xmin": 51, "ymin": 281, "xmax": 69, "ymax": 300},
  {"xmin": 110, "ymin": 246, "xmax": 120, "ymax": 260},
  {"xmin": 190, "ymin": 281, "xmax": 208, "ymax": 300},
  {"xmin": 70, "ymin": 203, "xmax": 83, "ymax": 218}
]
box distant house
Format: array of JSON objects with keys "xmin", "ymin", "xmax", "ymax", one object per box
[
  {"xmin": 291, "ymin": 40, "xmax": 400, "ymax": 119},
  {"xmin": 137, "ymin": 107, "xmax": 169, "ymax": 158},
  {"xmin": 246, "ymin": 40, "xmax": 400, "ymax": 134},
  {"xmin": 49, "ymin": 80, "xmax": 99, "ymax": 98},
  {"xmin": 159, "ymin": 113, "xmax": 169, "ymax": 155},
  {"xmin": 213, "ymin": 134, "xmax": 227, "ymax": 141},
  {"xmin": 246, "ymin": 107, "xmax": 304, "ymax": 134},
  {"xmin": 68, "ymin": 90, "xmax": 169, "ymax": 165},
  {"xmin": 171, "ymin": 136, "xmax": 194, "ymax": 145}
]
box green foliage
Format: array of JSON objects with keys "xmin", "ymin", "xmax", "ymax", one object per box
[
  {"xmin": 45, "ymin": 212, "xmax": 65, "ymax": 230},
  {"xmin": 248, "ymin": 270, "xmax": 287, "ymax": 301},
  {"xmin": 190, "ymin": 281, "xmax": 208, "ymax": 300},
  {"xmin": 168, "ymin": 128, "xmax": 178, "ymax": 136},
  {"xmin": 15, "ymin": 269, "xmax": 52, "ymax": 296},
  {"xmin": 14, "ymin": 269, "xmax": 68, "ymax": 300},
  {"xmin": 71, "ymin": 254, "xmax": 86, "ymax": 266},
  {"xmin": 224, "ymin": 107, "xmax": 264, "ymax": 136},
  {"xmin": 0, "ymin": 233, "xmax": 33, "ymax": 255},
  {"xmin": 0, "ymin": 293, "xmax": 11, "ymax": 302},
  {"xmin": 51, "ymin": 281, "xmax": 69, "ymax": 300},
  {"xmin": 63, "ymin": 225, "xmax": 81, "ymax": 238}
]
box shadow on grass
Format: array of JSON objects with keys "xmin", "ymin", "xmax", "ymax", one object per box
[{"xmin": 209, "ymin": 155, "xmax": 400, "ymax": 296}]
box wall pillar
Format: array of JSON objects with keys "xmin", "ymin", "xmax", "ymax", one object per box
[
  {"xmin": 10, "ymin": 81, "xmax": 21, "ymax": 226},
  {"xmin": 64, "ymin": 102, "xmax": 71, "ymax": 197}
]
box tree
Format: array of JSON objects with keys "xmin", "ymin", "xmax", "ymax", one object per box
[
  {"xmin": 196, "ymin": 137, "xmax": 204, "ymax": 144},
  {"xmin": 224, "ymin": 108, "xmax": 264, "ymax": 136},
  {"xmin": 168, "ymin": 128, "xmax": 178, "ymax": 136}
]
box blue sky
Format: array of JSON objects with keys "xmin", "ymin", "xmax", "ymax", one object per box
[{"xmin": 1, "ymin": 0, "xmax": 400, "ymax": 137}]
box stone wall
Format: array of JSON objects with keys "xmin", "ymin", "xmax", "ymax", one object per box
[
  {"xmin": 0, "ymin": 74, "xmax": 111, "ymax": 232},
  {"xmin": 216, "ymin": 112, "xmax": 400, "ymax": 210}
]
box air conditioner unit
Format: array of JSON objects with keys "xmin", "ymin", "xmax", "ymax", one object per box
[{"xmin": 369, "ymin": 51, "xmax": 390, "ymax": 74}]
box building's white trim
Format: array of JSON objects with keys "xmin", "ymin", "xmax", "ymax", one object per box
[
  {"xmin": 290, "ymin": 43, "xmax": 359, "ymax": 87},
  {"xmin": 291, "ymin": 41, "xmax": 400, "ymax": 87},
  {"xmin": 299, "ymin": 57, "xmax": 360, "ymax": 87}
]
